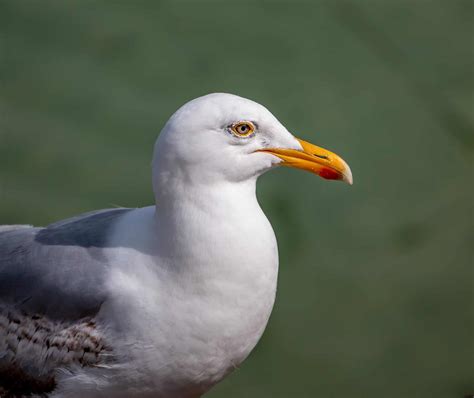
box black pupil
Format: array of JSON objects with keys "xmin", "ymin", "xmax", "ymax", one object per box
[{"xmin": 240, "ymin": 125, "xmax": 248, "ymax": 133}]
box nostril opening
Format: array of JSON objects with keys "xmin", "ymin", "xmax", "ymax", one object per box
[{"xmin": 314, "ymin": 154, "xmax": 329, "ymax": 160}]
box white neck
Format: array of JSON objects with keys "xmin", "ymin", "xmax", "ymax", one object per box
[{"xmin": 152, "ymin": 176, "xmax": 264, "ymax": 276}]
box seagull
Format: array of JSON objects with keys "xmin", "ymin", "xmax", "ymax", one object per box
[{"xmin": 0, "ymin": 93, "xmax": 352, "ymax": 397}]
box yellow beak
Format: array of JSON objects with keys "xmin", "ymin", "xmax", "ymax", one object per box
[{"xmin": 258, "ymin": 138, "xmax": 353, "ymax": 184}]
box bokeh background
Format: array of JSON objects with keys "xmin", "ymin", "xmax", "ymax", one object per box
[{"xmin": 0, "ymin": 1, "xmax": 472, "ymax": 397}]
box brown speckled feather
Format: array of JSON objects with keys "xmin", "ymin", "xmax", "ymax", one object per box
[{"xmin": 0, "ymin": 307, "xmax": 111, "ymax": 397}]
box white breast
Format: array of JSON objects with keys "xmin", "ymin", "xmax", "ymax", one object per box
[{"xmin": 78, "ymin": 182, "xmax": 279, "ymax": 397}]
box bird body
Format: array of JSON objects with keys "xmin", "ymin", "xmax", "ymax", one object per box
[
  {"xmin": 1, "ymin": 199, "xmax": 277, "ymax": 397},
  {"xmin": 0, "ymin": 93, "xmax": 352, "ymax": 397}
]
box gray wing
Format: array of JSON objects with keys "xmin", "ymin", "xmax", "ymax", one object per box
[
  {"xmin": 0, "ymin": 208, "xmax": 131, "ymax": 320},
  {"xmin": 0, "ymin": 208, "xmax": 132, "ymax": 396}
]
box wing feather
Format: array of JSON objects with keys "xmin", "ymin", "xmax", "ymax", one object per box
[
  {"xmin": 0, "ymin": 208, "xmax": 131, "ymax": 319},
  {"xmin": 0, "ymin": 208, "xmax": 131, "ymax": 396}
]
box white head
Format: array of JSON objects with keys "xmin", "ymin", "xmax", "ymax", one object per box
[{"xmin": 152, "ymin": 93, "xmax": 352, "ymax": 198}]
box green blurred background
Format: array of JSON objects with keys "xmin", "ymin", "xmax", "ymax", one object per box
[{"xmin": 0, "ymin": 1, "xmax": 472, "ymax": 397}]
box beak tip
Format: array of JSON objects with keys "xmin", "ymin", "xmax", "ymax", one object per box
[{"xmin": 342, "ymin": 165, "xmax": 353, "ymax": 185}]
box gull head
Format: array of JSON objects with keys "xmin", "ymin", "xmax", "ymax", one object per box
[{"xmin": 152, "ymin": 93, "xmax": 352, "ymax": 191}]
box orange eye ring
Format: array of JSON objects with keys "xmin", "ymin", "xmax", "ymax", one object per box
[{"xmin": 230, "ymin": 121, "xmax": 256, "ymax": 137}]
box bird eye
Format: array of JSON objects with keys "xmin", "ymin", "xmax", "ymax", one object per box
[{"xmin": 230, "ymin": 121, "xmax": 255, "ymax": 138}]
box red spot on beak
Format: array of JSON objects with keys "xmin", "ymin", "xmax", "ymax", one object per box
[{"xmin": 319, "ymin": 168, "xmax": 341, "ymax": 180}]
